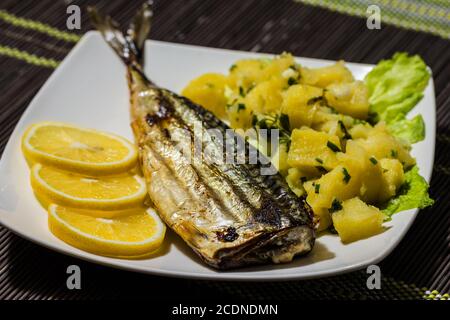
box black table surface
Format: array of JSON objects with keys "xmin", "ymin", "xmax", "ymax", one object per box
[{"xmin": 0, "ymin": 0, "xmax": 448, "ymax": 300}]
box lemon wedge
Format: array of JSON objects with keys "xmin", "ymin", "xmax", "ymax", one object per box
[
  {"xmin": 48, "ymin": 204, "xmax": 166, "ymax": 258},
  {"xmin": 22, "ymin": 122, "xmax": 137, "ymax": 175},
  {"xmin": 31, "ymin": 164, "xmax": 147, "ymax": 210}
]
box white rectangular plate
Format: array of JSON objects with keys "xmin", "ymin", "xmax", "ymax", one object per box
[{"xmin": 0, "ymin": 32, "xmax": 436, "ymax": 280}]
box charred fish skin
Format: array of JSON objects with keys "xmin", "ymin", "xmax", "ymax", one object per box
[
  {"xmin": 89, "ymin": 2, "xmax": 315, "ymax": 269},
  {"xmin": 130, "ymin": 84, "xmax": 316, "ymax": 269}
]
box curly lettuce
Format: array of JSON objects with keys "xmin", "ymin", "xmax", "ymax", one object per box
[
  {"xmin": 365, "ymin": 52, "xmax": 430, "ymax": 122},
  {"xmin": 365, "ymin": 52, "xmax": 430, "ymax": 146},
  {"xmin": 366, "ymin": 52, "xmax": 433, "ymax": 214},
  {"xmin": 387, "ymin": 114, "xmax": 425, "ymax": 145},
  {"xmin": 382, "ymin": 166, "xmax": 434, "ymax": 216}
]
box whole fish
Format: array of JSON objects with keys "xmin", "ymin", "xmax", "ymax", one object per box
[{"xmin": 89, "ymin": 2, "xmax": 315, "ymax": 269}]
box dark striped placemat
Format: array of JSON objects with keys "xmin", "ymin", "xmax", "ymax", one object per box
[
  {"xmin": 295, "ymin": 0, "xmax": 450, "ymax": 39},
  {"xmin": 0, "ymin": 0, "xmax": 449, "ymax": 300}
]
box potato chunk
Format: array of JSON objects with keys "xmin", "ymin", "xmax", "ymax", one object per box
[
  {"xmin": 356, "ymin": 125, "xmax": 415, "ymax": 168},
  {"xmin": 300, "ymin": 61, "xmax": 354, "ymax": 88},
  {"xmin": 314, "ymin": 207, "xmax": 333, "ymax": 232},
  {"xmin": 244, "ymin": 78, "xmax": 284, "ymax": 114},
  {"xmin": 227, "ymin": 101, "xmax": 253, "ymax": 129},
  {"xmin": 227, "ymin": 59, "xmax": 265, "ymax": 91},
  {"xmin": 261, "ymin": 53, "xmax": 296, "ymax": 82},
  {"xmin": 332, "ymin": 197, "xmax": 385, "ymax": 243},
  {"xmin": 227, "ymin": 54, "xmax": 296, "ymax": 91},
  {"xmin": 339, "ymin": 140, "xmax": 383, "ymax": 204},
  {"xmin": 304, "ymin": 163, "xmax": 362, "ymax": 211},
  {"xmin": 287, "ymin": 128, "xmax": 341, "ymax": 173},
  {"xmin": 285, "ymin": 168, "xmax": 307, "ymax": 197},
  {"xmin": 313, "ymin": 117, "xmax": 353, "ymax": 142},
  {"xmin": 349, "ymin": 123, "xmax": 374, "ymax": 139},
  {"xmin": 324, "ymin": 81, "xmax": 369, "ymax": 119},
  {"xmin": 302, "ymin": 181, "xmax": 333, "ymax": 232},
  {"xmin": 281, "ymin": 84, "xmax": 323, "ymax": 129},
  {"xmin": 271, "ymin": 143, "xmax": 290, "ymax": 176},
  {"xmin": 303, "ymin": 161, "xmax": 362, "ymax": 232},
  {"xmin": 379, "ymin": 158, "xmax": 405, "ymax": 202},
  {"xmin": 182, "ymin": 73, "xmax": 228, "ymax": 119}
]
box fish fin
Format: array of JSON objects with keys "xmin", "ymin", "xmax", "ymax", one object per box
[{"xmin": 88, "ymin": 1, "xmax": 153, "ymax": 69}]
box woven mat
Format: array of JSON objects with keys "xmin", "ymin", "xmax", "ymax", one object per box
[
  {"xmin": 0, "ymin": 0, "xmax": 448, "ymax": 300},
  {"xmin": 296, "ymin": 0, "xmax": 450, "ymax": 39}
]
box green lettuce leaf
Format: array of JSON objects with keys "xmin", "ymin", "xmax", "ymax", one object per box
[
  {"xmin": 382, "ymin": 166, "xmax": 434, "ymax": 216},
  {"xmin": 365, "ymin": 52, "xmax": 430, "ymax": 123},
  {"xmin": 366, "ymin": 53, "xmax": 434, "ymax": 216},
  {"xmin": 380, "ymin": 93, "xmax": 423, "ymax": 123},
  {"xmin": 387, "ymin": 114, "xmax": 425, "ymax": 145}
]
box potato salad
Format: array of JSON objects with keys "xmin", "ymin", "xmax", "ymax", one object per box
[{"xmin": 182, "ymin": 52, "xmax": 433, "ymax": 243}]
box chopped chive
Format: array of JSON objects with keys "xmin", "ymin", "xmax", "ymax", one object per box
[
  {"xmin": 328, "ymin": 106, "xmax": 338, "ymax": 114},
  {"xmin": 327, "ymin": 141, "xmax": 341, "ymax": 152},
  {"xmin": 315, "ymin": 165, "xmax": 328, "ymax": 174},
  {"xmin": 279, "ymin": 113, "xmax": 291, "ymax": 132},
  {"xmin": 315, "ymin": 183, "xmax": 320, "ymax": 194},
  {"xmin": 251, "ymin": 115, "xmax": 258, "ymax": 126},
  {"xmin": 328, "ymin": 225, "xmax": 338, "ymax": 234},
  {"xmin": 338, "ymin": 120, "xmax": 352, "ymax": 139},
  {"xmin": 315, "ymin": 157, "xmax": 323, "ymax": 164},
  {"xmin": 282, "ymin": 139, "xmax": 291, "ymax": 152},
  {"xmin": 257, "ymin": 116, "xmax": 273, "ymax": 129},
  {"xmin": 258, "ymin": 119, "xmax": 268, "ymax": 129},
  {"xmin": 237, "ymin": 103, "xmax": 246, "ymax": 112},
  {"xmin": 239, "ymin": 86, "xmax": 245, "ymax": 97},
  {"xmin": 369, "ymin": 156, "xmax": 378, "ymax": 165},
  {"xmin": 353, "ymin": 118, "xmax": 367, "ymax": 125},
  {"xmin": 342, "ymin": 167, "xmax": 351, "ymax": 184},
  {"xmin": 329, "ymin": 198, "xmax": 343, "ymax": 213},
  {"xmin": 307, "ymin": 96, "xmax": 323, "ymax": 106},
  {"xmin": 229, "ymin": 64, "xmax": 237, "ymax": 72},
  {"xmin": 367, "ymin": 111, "xmax": 378, "ymax": 125},
  {"xmin": 391, "ymin": 149, "xmax": 398, "ymax": 158},
  {"xmin": 287, "ymin": 77, "xmax": 298, "ymax": 86},
  {"xmin": 247, "ymin": 83, "xmax": 255, "ymax": 93}
]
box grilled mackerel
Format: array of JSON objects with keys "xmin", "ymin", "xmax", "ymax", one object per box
[{"xmin": 90, "ymin": 3, "xmax": 315, "ymax": 269}]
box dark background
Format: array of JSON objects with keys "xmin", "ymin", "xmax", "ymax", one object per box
[{"xmin": 0, "ymin": 0, "xmax": 448, "ymax": 300}]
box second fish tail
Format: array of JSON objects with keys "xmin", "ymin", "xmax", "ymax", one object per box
[{"xmin": 88, "ymin": 1, "xmax": 153, "ymax": 83}]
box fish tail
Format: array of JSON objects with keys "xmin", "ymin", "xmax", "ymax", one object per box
[{"xmin": 88, "ymin": 1, "xmax": 153, "ymax": 78}]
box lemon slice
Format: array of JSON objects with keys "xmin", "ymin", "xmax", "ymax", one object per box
[
  {"xmin": 48, "ymin": 204, "xmax": 166, "ymax": 258},
  {"xmin": 31, "ymin": 164, "xmax": 147, "ymax": 210},
  {"xmin": 22, "ymin": 122, "xmax": 137, "ymax": 175},
  {"xmin": 35, "ymin": 190, "xmax": 147, "ymax": 218}
]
